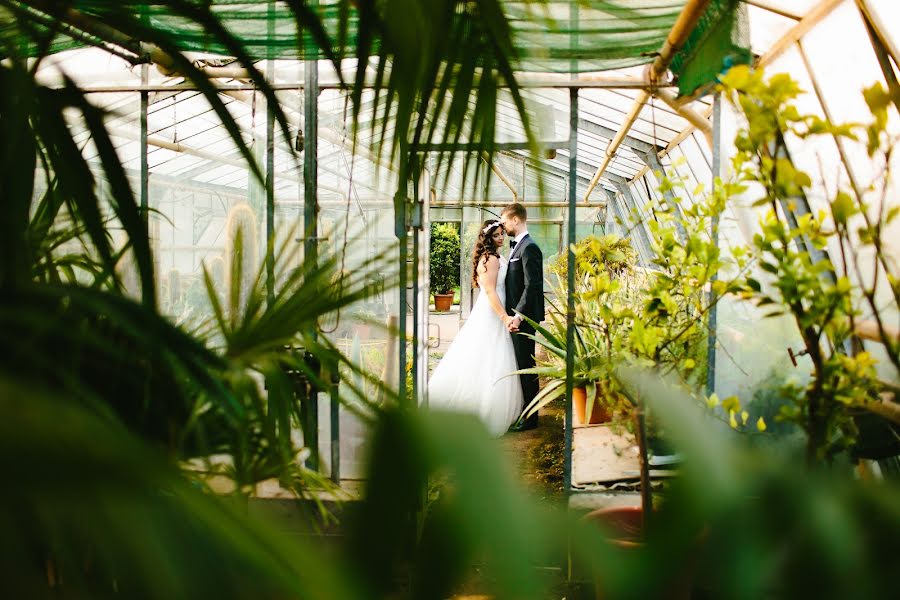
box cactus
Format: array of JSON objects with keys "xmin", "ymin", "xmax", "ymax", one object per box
[
  {"xmin": 224, "ymin": 203, "xmax": 258, "ymax": 315},
  {"xmin": 207, "ymin": 255, "xmax": 225, "ymax": 290},
  {"xmin": 167, "ymin": 268, "xmax": 182, "ymax": 310}
]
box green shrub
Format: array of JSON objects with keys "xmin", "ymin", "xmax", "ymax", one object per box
[
  {"xmin": 548, "ymin": 233, "xmax": 636, "ymax": 295},
  {"xmin": 430, "ymin": 223, "xmax": 460, "ymax": 295}
]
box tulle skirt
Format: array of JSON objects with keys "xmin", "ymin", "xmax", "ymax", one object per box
[{"xmin": 426, "ymin": 290, "xmax": 524, "ymax": 437}]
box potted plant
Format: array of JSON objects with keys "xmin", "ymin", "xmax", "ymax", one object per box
[
  {"xmin": 518, "ymin": 299, "xmax": 632, "ymax": 427},
  {"xmin": 429, "ymin": 223, "xmax": 460, "ymax": 312},
  {"xmin": 548, "ymin": 233, "xmax": 636, "ymax": 296},
  {"xmin": 520, "ymin": 234, "xmax": 640, "ymax": 426}
]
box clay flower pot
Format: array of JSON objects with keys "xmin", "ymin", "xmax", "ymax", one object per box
[
  {"xmin": 584, "ymin": 507, "xmax": 696, "ymax": 599},
  {"xmin": 433, "ymin": 293, "xmax": 454, "ymax": 312},
  {"xmin": 573, "ymin": 385, "xmax": 612, "ymax": 426}
]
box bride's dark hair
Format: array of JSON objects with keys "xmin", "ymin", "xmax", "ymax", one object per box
[{"xmin": 471, "ymin": 219, "xmax": 503, "ymax": 289}]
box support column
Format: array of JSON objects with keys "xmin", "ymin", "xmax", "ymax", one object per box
[
  {"xmin": 303, "ymin": 57, "xmax": 318, "ymax": 273},
  {"xmin": 706, "ymin": 94, "xmax": 722, "ymax": 397},
  {"xmin": 138, "ymin": 5, "xmax": 149, "ymax": 232},
  {"xmin": 140, "ymin": 64, "xmax": 148, "ymax": 223},
  {"xmin": 396, "ymin": 189, "xmax": 409, "ymax": 405},
  {"xmin": 265, "ymin": 47, "xmax": 275, "ymax": 305},
  {"xmin": 603, "ymin": 189, "xmax": 618, "ymax": 234},
  {"xmin": 411, "ymin": 188, "xmax": 420, "ymax": 404},
  {"xmin": 395, "ymin": 139, "xmax": 410, "ymax": 406},
  {"xmin": 414, "ymin": 169, "xmax": 431, "ymax": 406},
  {"xmin": 564, "ymin": 87, "xmax": 578, "ymax": 494},
  {"xmin": 303, "ymin": 23, "xmax": 320, "ymax": 470},
  {"xmin": 460, "ymin": 205, "xmax": 479, "ymax": 319},
  {"xmin": 139, "ymin": 59, "xmax": 151, "ymax": 304}
]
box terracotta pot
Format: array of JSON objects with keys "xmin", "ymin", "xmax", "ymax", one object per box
[
  {"xmin": 584, "ymin": 507, "xmax": 696, "ymax": 600},
  {"xmin": 572, "ymin": 385, "xmax": 611, "ymax": 426},
  {"xmin": 584, "ymin": 506, "xmax": 643, "ymax": 547},
  {"xmin": 433, "ymin": 293, "xmax": 454, "ymax": 312}
]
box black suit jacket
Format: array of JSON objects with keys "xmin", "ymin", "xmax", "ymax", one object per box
[{"xmin": 504, "ymin": 234, "xmax": 544, "ymax": 329}]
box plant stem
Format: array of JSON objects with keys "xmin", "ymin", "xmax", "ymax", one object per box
[{"xmin": 635, "ymin": 394, "xmax": 653, "ymax": 528}]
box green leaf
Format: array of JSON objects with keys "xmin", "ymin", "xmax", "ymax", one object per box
[
  {"xmin": 863, "ymin": 82, "xmax": 891, "ymax": 115},
  {"xmin": 760, "ymin": 261, "xmax": 779, "ymax": 275},
  {"xmin": 831, "ymin": 191, "xmax": 856, "ymax": 226}
]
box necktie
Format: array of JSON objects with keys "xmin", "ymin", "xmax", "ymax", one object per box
[{"xmin": 509, "ymin": 239, "xmax": 517, "ymax": 249}]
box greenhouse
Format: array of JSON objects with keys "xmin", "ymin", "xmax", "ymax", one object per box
[{"xmin": 2, "ymin": 0, "xmax": 899, "ymax": 597}]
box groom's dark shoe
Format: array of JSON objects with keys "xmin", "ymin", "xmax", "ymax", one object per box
[{"xmin": 508, "ymin": 415, "xmax": 539, "ymax": 432}]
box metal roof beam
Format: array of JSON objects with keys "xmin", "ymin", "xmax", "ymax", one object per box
[
  {"xmin": 741, "ymin": 0, "xmax": 802, "ymax": 20},
  {"xmin": 758, "ymin": 0, "xmax": 844, "ymax": 67},
  {"xmin": 503, "ymin": 151, "xmax": 602, "ymax": 191},
  {"xmin": 622, "ymin": 0, "xmax": 846, "ymax": 191},
  {"xmin": 577, "ymin": 119, "xmax": 658, "ymax": 154},
  {"xmin": 582, "ymin": 0, "xmax": 714, "ymax": 203}
]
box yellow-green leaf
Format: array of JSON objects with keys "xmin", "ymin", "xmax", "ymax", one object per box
[{"xmin": 831, "ymin": 191, "xmax": 856, "ymax": 225}]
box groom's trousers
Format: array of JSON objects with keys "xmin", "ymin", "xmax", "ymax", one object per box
[{"xmin": 512, "ymin": 327, "xmax": 539, "ymax": 427}]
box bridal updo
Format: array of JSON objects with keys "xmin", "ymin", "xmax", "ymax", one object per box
[{"xmin": 471, "ymin": 219, "xmax": 503, "ymax": 289}]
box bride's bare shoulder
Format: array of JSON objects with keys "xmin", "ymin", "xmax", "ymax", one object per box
[{"xmin": 480, "ymin": 253, "xmax": 501, "ymax": 269}]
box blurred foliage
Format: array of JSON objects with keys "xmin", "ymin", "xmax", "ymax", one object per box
[{"xmin": 611, "ymin": 368, "xmax": 900, "ymax": 600}]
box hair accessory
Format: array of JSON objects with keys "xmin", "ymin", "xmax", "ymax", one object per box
[{"xmin": 481, "ymin": 220, "xmax": 501, "ymax": 234}]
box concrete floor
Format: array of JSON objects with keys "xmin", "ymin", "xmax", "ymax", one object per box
[{"xmin": 405, "ymin": 305, "xmax": 464, "ymax": 355}]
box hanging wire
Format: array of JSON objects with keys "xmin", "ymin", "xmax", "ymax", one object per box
[
  {"xmin": 647, "ymin": 94, "xmax": 661, "ymax": 224},
  {"xmin": 618, "ymin": 93, "xmax": 661, "ymax": 254},
  {"xmin": 172, "ymin": 94, "xmax": 178, "ymax": 144},
  {"xmin": 250, "ymin": 87, "xmax": 257, "ymax": 141},
  {"xmin": 320, "ymin": 95, "xmax": 357, "ymax": 334}
]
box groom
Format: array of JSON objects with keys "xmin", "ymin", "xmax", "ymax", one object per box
[{"xmin": 500, "ymin": 203, "xmax": 544, "ymax": 431}]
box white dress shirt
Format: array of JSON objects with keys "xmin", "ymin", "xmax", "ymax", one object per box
[
  {"xmin": 509, "ymin": 229, "xmax": 529, "ymax": 325},
  {"xmin": 510, "ymin": 230, "xmax": 529, "ymax": 259}
]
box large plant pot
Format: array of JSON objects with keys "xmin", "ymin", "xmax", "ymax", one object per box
[
  {"xmin": 433, "ymin": 293, "xmax": 454, "ymax": 312},
  {"xmin": 573, "ymin": 385, "xmax": 611, "ymax": 426},
  {"xmin": 584, "ymin": 506, "xmax": 643, "ymax": 547},
  {"xmin": 584, "ymin": 507, "xmax": 694, "ymax": 599}
]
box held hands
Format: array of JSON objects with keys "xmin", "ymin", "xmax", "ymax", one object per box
[{"xmin": 506, "ymin": 315, "xmax": 522, "ymax": 333}]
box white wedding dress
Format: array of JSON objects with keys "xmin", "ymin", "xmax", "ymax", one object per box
[{"xmin": 427, "ymin": 257, "xmax": 523, "ymax": 436}]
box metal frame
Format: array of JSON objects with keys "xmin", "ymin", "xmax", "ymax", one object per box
[
  {"xmin": 32, "ymin": 0, "xmax": 887, "ymax": 538},
  {"xmin": 706, "ymin": 93, "xmax": 722, "ymax": 397}
]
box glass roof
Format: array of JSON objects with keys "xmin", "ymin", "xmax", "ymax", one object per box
[{"xmin": 31, "ymin": 0, "xmax": 900, "ymax": 222}]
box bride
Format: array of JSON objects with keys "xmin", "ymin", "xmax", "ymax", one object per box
[{"xmin": 427, "ymin": 219, "xmax": 523, "ymax": 436}]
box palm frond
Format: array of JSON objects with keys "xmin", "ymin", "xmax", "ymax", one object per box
[{"xmin": 0, "ymin": 377, "xmax": 359, "ymax": 599}]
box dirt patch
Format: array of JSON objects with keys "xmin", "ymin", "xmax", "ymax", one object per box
[{"xmin": 500, "ymin": 401, "xmax": 566, "ymax": 506}]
